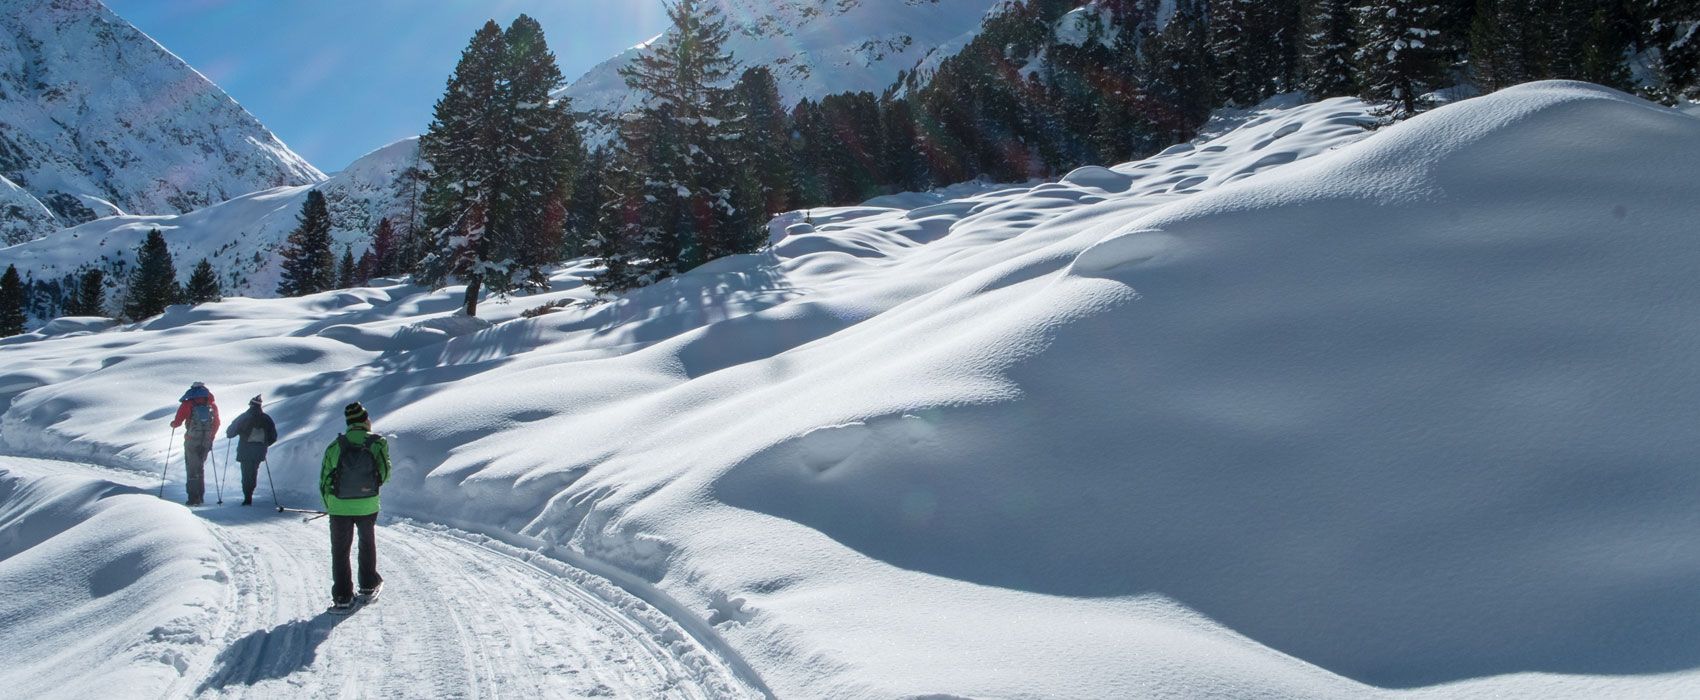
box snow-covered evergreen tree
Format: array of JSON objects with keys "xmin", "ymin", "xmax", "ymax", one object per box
[
  {"xmin": 0, "ymin": 264, "xmax": 24, "ymax": 336},
  {"xmin": 1304, "ymin": 0, "xmax": 1360, "ymax": 96},
  {"xmin": 732, "ymin": 67, "xmax": 796, "ymax": 215},
  {"xmin": 185, "ymin": 258, "xmax": 222, "ymax": 304},
  {"xmin": 67, "ymin": 268, "xmax": 105, "ymax": 317},
  {"xmin": 420, "ymin": 16, "xmax": 580, "ymax": 315},
  {"xmin": 1647, "ymin": 0, "xmax": 1700, "ymax": 102},
  {"xmin": 368, "ymin": 217, "xmax": 398, "ymax": 278},
  {"xmin": 592, "ymin": 0, "xmax": 752, "ymax": 293},
  {"xmin": 879, "ymin": 97, "xmax": 928, "ymax": 193},
  {"xmin": 277, "ymin": 190, "xmax": 335, "ymax": 297},
  {"xmin": 337, "ymin": 246, "xmax": 357, "ymax": 289},
  {"xmin": 1213, "ymin": 0, "xmax": 1285, "ymax": 106},
  {"xmin": 123, "ymin": 229, "xmax": 180, "ymax": 320},
  {"xmin": 1357, "ymin": 0, "xmax": 1449, "ymax": 117}
]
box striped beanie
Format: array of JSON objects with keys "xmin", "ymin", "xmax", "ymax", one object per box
[{"xmin": 344, "ymin": 402, "xmax": 370, "ymax": 426}]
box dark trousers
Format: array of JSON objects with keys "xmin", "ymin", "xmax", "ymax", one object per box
[
  {"xmin": 183, "ymin": 435, "xmax": 212, "ymax": 502},
  {"xmin": 329, "ymin": 513, "xmax": 381, "ymax": 601},
  {"xmin": 239, "ymin": 460, "xmax": 261, "ymax": 499}
]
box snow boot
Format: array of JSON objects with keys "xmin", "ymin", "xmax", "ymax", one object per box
[{"xmin": 329, "ymin": 598, "xmax": 355, "ymax": 614}]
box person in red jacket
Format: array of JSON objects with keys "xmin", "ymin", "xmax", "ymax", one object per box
[{"xmin": 169, "ymin": 382, "xmax": 221, "ymax": 505}]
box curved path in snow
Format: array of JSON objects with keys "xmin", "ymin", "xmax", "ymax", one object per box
[{"xmin": 3, "ymin": 458, "xmax": 761, "ymax": 699}]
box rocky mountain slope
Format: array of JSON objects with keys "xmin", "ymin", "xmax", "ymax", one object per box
[
  {"xmin": 0, "ymin": 0, "xmax": 323, "ymax": 244},
  {"xmin": 561, "ymin": 0, "xmax": 1003, "ymax": 141}
]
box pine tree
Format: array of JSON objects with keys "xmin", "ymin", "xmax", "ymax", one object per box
[
  {"xmin": 1647, "ymin": 0, "xmax": 1700, "ymax": 102},
  {"xmin": 185, "ymin": 258, "xmax": 222, "ymax": 304},
  {"xmin": 0, "ymin": 264, "xmax": 25, "ymax": 336},
  {"xmin": 277, "ymin": 190, "xmax": 336, "ymax": 297},
  {"xmin": 123, "ymin": 229, "xmax": 181, "ymax": 320},
  {"xmin": 1143, "ymin": 0, "xmax": 1216, "ymax": 142},
  {"xmin": 592, "ymin": 0, "xmax": 751, "ymax": 293},
  {"xmin": 419, "ymin": 21, "xmax": 506, "ymax": 308},
  {"xmin": 1094, "ymin": 24, "xmax": 1164, "ymax": 163},
  {"xmin": 1578, "ymin": 5, "xmax": 1635, "ymax": 89},
  {"xmin": 369, "ymin": 217, "xmax": 398, "ymax": 278},
  {"xmin": 1357, "ymin": 0, "xmax": 1450, "ymax": 117},
  {"xmin": 419, "ymin": 16, "xmax": 580, "ymax": 315},
  {"xmin": 1213, "ymin": 0, "xmax": 1283, "ymax": 106},
  {"xmin": 732, "ymin": 67, "xmax": 796, "ymax": 215},
  {"xmin": 67, "ymin": 268, "xmax": 106, "ymax": 317},
  {"xmin": 392, "ymin": 161, "xmax": 429, "ymax": 275},
  {"xmin": 338, "ymin": 246, "xmax": 357, "ymax": 289},
  {"xmin": 565, "ymin": 148, "xmax": 609, "ymax": 258},
  {"xmin": 879, "ymin": 97, "xmax": 928, "ymax": 192},
  {"xmin": 1304, "ymin": 0, "xmax": 1360, "ymax": 96}
]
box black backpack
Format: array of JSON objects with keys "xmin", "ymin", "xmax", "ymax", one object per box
[{"xmin": 332, "ymin": 434, "xmax": 383, "ymax": 499}]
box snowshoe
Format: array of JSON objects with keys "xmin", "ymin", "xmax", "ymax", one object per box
[{"xmin": 328, "ymin": 598, "xmax": 356, "ymax": 615}]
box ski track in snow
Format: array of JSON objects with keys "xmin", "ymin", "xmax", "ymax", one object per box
[{"xmin": 0, "ymin": 457, "xmax": 757, "ymax": 700}]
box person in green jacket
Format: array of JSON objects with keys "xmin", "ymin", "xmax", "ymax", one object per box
[{"xmin": 321, "ymin": 401, "xmax": 391, "ymax": 610}]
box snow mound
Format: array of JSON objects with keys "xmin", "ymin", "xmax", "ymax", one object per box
[
  {"xmin": 0, "ymin": 462, "xmax": 226, "ymax": 697},
  {"xmin": 4, "ymin": 83, "xmax": 1700, "ymax": 698}
]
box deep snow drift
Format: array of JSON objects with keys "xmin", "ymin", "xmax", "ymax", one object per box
[
  {"xmin": 0, "ymin": 464, "xmax": 227, "ymax": 697},
  {"xmin": 3, "ymin": 82, "xmax": 1699, "ymax": 698}
]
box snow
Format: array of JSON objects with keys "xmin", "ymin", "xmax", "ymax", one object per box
[
  {"xmin": 0, "ymin": 462, "xmax": 227, "ymax": 698},
  {"xmin": 562, "ymin": 0, "xmax": 1002, "ymax": 143},
  {"xmin": 4, "ymin": 82, "xmax": 1700, "ymax": 698},
  {"xmin": 0, "ymin": 457, "xmax": 761, "ymax": 698},
  {"xmin": 0, "ymin": 0, "xmax": 323, "ymax": 242},
  {"xmin": 0, "ymin": 138, "xmax": 422, "ymax": 305}
]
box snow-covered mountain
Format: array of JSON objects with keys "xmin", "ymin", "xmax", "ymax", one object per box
[
  {"xmin": 1, "ymin": 138, "xmax": 418, "ymax": 304},
  {"xmin": 5, "ymin": 82, "xmax": 1698, "ymax": 698},
  {"xmin": 0, "ymin": 0, "xmax": 324, "ymax": 244},
  {"xmin": 562, "ymin": 0, "xmax": 1003, "ymax": 140}
]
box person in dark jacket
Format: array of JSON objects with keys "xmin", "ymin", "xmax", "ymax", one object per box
[
  {"xmin": 170, "ymin": 382, "xmax": 220, "ymax": 506},
  {"xmin": 224, "ymin": 395, "xmax": 279, "ymax": 506},
  {"xmin": 321, "ymin": 401, "xmax": 391, "ymax": 610}
]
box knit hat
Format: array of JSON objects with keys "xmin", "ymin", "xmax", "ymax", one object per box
[
  {"xmin": 249, "ymin": 395, "xmax": 263, "ymax": 407},
  {"xmin": 344, "ymin": 402, "xmax": 369, "ymax": 426}
]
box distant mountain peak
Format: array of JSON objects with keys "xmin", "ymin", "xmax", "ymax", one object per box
[
  {"xmin": 0, "ymin": 0, "xmax": 324, "ymax": 244},
  {"xmin": 561, "ymin": 0, "xmax": 1000, "ymax": 144}
]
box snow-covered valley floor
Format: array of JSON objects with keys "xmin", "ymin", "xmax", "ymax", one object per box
[
  {"xmin": 0, "ymin": 458, "xmax": 762, "ymax": 699},
  {"xmin": 4, "ymin": 81, "xmax": 1700, "ymax": 698}
]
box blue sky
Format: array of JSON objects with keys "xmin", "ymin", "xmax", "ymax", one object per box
[{"xmin": 105, "ymin": 1, "xmax": 670, "ymax": 172}]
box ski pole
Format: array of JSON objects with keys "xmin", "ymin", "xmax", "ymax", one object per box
[
  {"xmin": 216, "ymin": 439, "xmax": 232, "ymax": 505},
  {"xmin": 262, "ymin": 458, "xmax": 281, "ymax": 509},
  {"xmin": 302, "ymin": 512, "xmax": 329, "ymax": 523},
  {"xmin": 157, "ymin": 426, "xmax": 176, "ymax": 499}
]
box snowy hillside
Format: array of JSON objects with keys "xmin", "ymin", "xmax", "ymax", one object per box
[
  {"xmin": 562, "ymin": 0, "xmax": 1001, "ymax": 140},
  {"xmin": 0, "ymin": 0, "xmax": 324, "ymax": 244},
  {"xmin": 0, "ymin": 138, "xmax": 419, "ymax": 304},
  {"xmin": 4, "ymin": 82, "xmax": 1700, "ymax": 698}
]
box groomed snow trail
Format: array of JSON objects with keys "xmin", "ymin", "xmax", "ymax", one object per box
[{"xmin": 0, "ymin": 458, "xmax": 760, "ymax": 699}]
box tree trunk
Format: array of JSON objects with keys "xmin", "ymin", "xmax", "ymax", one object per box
[{"xmin": 463, "ymin": 273, "xmax": 482, "ymax": 317}]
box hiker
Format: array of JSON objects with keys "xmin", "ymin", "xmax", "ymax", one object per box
[
  {"xmin": 169, "ymin": 382, "xmax": 220, "ymax": 506},
  {"xmin": 224, "ymin": 395, "xmax": 278, "ymax": 506},
  {"xmin": 321, "ymin": 401, "xmax": 390, "ymax": 611}
]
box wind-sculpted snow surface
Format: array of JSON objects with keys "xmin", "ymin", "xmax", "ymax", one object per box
[
  {"xmin": 0, "ymin": 464, "xmax": 227, "ymax": 697},
  {"xmin": 0, "ymin": 0, "xmax": 323, "ymax": 243},
  {"xmin": 4, "ymin": 83, "xmax": 1700, "ymax": 698}
]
